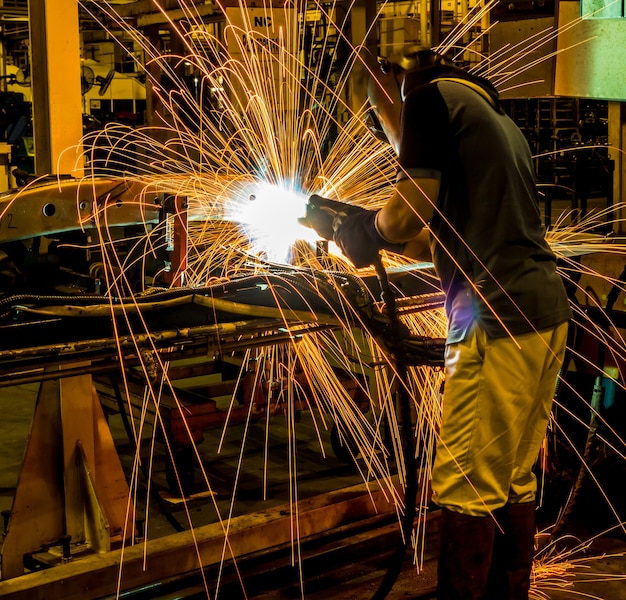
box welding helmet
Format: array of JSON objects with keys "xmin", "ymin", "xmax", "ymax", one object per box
[
  {"xmin": 377, "ymin": 47, "xmax": 453, "ymax": 77},
  {"xmin": 365, "ymin": 68, "xmax": 402, "ymax": 151},
  {"xmin": 367, "ymin": 46, "xmax": 500, "ymax": 145},
  {"xmin": 377, "ymin": 46, "xmax": 456, "ymax": 100},
  {"xmin": 365, "ymin": 47, "xmax": 453, "ymax": 150}
]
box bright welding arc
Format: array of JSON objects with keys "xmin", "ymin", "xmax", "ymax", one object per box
[{"xmin": 224, "ymin": 182, "xmax": 320, "ymax": 263}]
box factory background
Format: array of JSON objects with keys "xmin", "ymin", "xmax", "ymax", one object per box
[
  {"xmin": 0, "ymin": 1, "xmax": 625, "ymax": 599},
  {"xmin": 2, "ymin": 0, "xmax": 624, "ymax": 214}
]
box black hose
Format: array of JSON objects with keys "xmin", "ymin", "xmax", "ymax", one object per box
[{"xmin": 371, "ymin": 257, "xmax": 417, "ymax": 600}]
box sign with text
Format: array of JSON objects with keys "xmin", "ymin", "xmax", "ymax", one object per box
[{"xmin": 224, "ymin": 7, "xmax": 297, "ymax": 58}]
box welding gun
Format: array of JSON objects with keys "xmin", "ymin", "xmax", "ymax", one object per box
[
  {"xmin": 301, "ymin": 194, "xmax": 369, "ymax": 243},
  {"xmin": 304, "ymin": 194, "xmax": 445, "ymax": 369},
  {"xmin": 303, "ymin": 192, "xmax": 399, "ymax": 314},
  {"xmin": 302, "ymin": 194, "xmax": 406, "ymax": 270}
]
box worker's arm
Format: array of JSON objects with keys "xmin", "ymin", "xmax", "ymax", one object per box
[
  {"xmin": 328, "ymin": 175, "xmax": 439, "ymax": 267},
  {"xmin": 402, "ymin": 229, "xmax": 433, "ymax": 262},
  {"xmin": 375, "ymin": 176, "xmax": 439, "ymax": 243}
]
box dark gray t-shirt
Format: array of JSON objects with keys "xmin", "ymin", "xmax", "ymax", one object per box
[{"xmin": 399, "ymin": 78, "xmax": 571, "ymax": 342}]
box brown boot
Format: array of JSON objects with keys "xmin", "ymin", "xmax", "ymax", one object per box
[
  {"xmin": 437, "ymin": 508, "xmax": 496, "ymax": 599},
  {"xmin": 486, "ymin": 502, "xmax": 536, "ymax": 600}
]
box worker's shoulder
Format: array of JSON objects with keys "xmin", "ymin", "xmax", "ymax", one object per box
[
  {"xmin": 405, "ymin": 78, "xmax": 487, "ymax": 111},
  {"xmin": 432, "ymin": 78, "xmax": 495, "ymax": 107},
  {"xmin": 402, "ymin": 81, "xmax": 448, "ymax": 113}
]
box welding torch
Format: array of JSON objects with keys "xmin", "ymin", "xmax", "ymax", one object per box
[
  {"xmin": 302, "ymin": 193, "xmax": 420, "ymax": 600},
  {"xmin": 301, "ymin": 194, "xmax": 370, "ymax": 244},
  {"xmin": 301, "ymin": 194, "xmax": 398, "ymax": 310}
]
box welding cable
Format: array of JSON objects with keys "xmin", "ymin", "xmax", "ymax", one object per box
[
  {"xmin": 371, "ymin": 256, "xmax": 418, "ymax": 600},
  {"xmin": 549, "ymin": 356, "xmax": 602, "ymax": 542},
  {"xmin": 402, "ymin": 336, "xmax": 446, "ymax": 366},
  {"xmin": 275, "ymin": 268, "xmax": 374, "ymax": 322},
  {"xmin": 14, "ymin": 294, "xmax": 340, "ymax": 329},
  {"xmin": 280, "ymin": 268, "xmax": 445, "ymax": 367}
]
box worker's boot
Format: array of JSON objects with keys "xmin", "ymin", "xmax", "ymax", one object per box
[
  {"xmin": 437, "ymin": 507, "xmax": 496, "ymax": 599},
  {"xmin": 486, "ymin": 501, "xmax": 536, "ymax": 600}
]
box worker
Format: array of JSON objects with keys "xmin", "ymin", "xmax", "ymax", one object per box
[{"xmin": 313, "ymin": 49, "xmax": 572, "ymax": 599}]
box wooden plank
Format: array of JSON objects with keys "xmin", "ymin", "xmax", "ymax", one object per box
[
  {"xmin": 91, "ymin": 385, "xmax": 135, "ymax": 541},
  {"xmin": 0, "ymin": 381, "xmax": 65, "ymax": 580},
  {"xmin": 0, "ymin": 480, "xmax": 406, "ymax": 600},
  {"xmin": 60, "ymin": 370, "xmax": 94, "ymax": 544}
]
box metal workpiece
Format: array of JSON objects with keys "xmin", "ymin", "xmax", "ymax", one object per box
[
  {"xmin": 0, "ymin": 268, "xmax": 444, "ymax": 369},
  {"xmin": 0, "ymin": 177, "xmax": 162, "ymax": 243}
]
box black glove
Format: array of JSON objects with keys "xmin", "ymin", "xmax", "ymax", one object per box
[
  {"xmin": 301, "ymin": 194, "xmax": 342, "ymax": 241},
  {"xmin": 333, "ymin": 209, "xmax": 404, "ymax": 268}
]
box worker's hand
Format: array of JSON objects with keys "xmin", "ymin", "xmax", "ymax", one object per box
[
  {"xmin": 333, "ymin": 209, "xmax": 404, "ymax": 268},
  {"xmin": 301, "ymin": 194, "xmax": 339, "ymax": 241}
]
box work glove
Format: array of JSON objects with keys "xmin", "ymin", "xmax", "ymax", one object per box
[
  {"xmin": 333, "ymin": 209, "xmax": 405, "ymax": 268},
  {"xmin": 302, "ymin": 194, "xmax": 341, "ymax": 241}
]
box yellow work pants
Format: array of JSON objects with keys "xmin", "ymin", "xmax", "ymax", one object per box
[{"xmin": 431, "ymin": 321, "xmax": 568, "ymax": 516}]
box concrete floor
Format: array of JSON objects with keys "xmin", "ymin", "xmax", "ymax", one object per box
[
  {"xmin": 1, "ymin": 373, "xmax": 626, "ymax": 599},
  {"xmin": 0, "ymin": 380, "xmax": 366, "ymax": 536}
]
